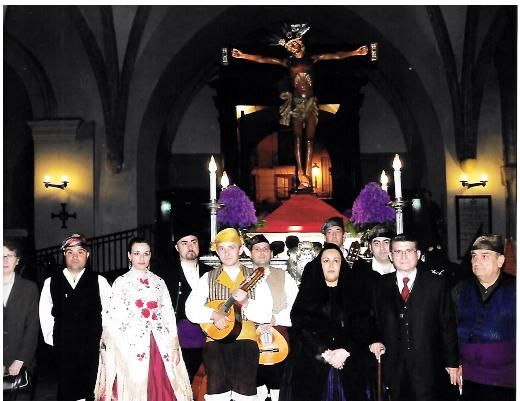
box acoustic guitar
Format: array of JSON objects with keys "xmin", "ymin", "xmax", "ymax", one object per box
[
  {"xmin": 345, "ymin": 241, "xmax": 361, "ymax": 266},
  {"xmin": 200, "ymin": 267, "xmax": 265, "ymax": 342},
  {"xmin": 257, "ymin": 326, "xmax": 289, "ymax": 365}
]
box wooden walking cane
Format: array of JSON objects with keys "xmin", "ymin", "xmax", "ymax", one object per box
[{"xmin": 377, "ymin": 358, "xmax": 382, "ymax": 401}]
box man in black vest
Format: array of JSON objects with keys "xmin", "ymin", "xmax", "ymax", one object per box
[
  {"xmin": 154, "ymin": 226, "xmax": 212, "ymax": 382},
  {"xmin": 39, "ymin": 234, "xmax": 111, "ymax": 401},
  {"xmin": 370, "ymin": 234, "xmax": 460, "ymax": 401}
]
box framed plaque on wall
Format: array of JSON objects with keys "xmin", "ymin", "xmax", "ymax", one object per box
[{"xmin": 455, "ymin": 195, "xmax": 492, "ymax": 259}]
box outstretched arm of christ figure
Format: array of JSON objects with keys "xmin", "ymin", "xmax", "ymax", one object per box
[
  {"xmin": 232, "ymin": 48, "xmax": 287, "ymax": 67},
  {"xmin": 312, "ymin": 45, "xmax": 368, "ymax": 61}
]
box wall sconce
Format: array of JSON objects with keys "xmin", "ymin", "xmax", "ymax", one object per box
[
  {"xmin": 460, "ymin": 174, "xmax": 488, "ymax": 188},
  {"xmin": 44, "ymin": 175, "xmax": 69, "ymax": 190}
]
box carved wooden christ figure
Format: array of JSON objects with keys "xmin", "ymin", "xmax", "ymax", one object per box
[{"xmin": 232, "ymin": 23, "xmax": 368, "ymax": 189}]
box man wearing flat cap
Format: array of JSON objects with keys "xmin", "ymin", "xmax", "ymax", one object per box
[
  {"xmin": 353, "ymin": 224, "xmax": 396, "ymax": 277},
  {"xmin": 452, "ymin": 234, "xmax": 515, "ymax": 401},
  {"xmin": 186, "ymin": 228, "xmax": 272, "ymax": 401},
  {"xmin": 39, "ymin": 234, "xmax": 112, "ymax": 401},
  {"xmin": 321, "ymin": 216, "xmax": 348, "ymax": 258},
  {"xmin": 154, "ymin": 225, "xmax": 212, "ymax": 382},
  {"xmin": 246, "ymin": 235, "xmax": 298, "ymax": 401}
]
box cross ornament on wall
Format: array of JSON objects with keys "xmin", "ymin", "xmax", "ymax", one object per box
[{"xmin": 51, "ymin": 203, "xmax": 77, "ymax": 229}]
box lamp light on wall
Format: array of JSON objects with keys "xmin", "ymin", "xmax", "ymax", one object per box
[
  {"xmin": 460, "ymin": 174, "xmax": 488, "ymax": 188},
  {"xmin": 43, "ymin": 175, "xmax": 69, "ymax": 190},
  {"xmin": 312, "ymin": 162, "xmax": 320, "ymax": 190}
]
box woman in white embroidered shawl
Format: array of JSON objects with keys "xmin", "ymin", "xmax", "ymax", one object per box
[{"xmin": 95, "ymin": 237, "xmax": 193, "ymax": 401}]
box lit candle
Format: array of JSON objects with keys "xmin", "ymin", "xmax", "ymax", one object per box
[
  {"xmin": 480, "ymin": 174, "xmax": 488, "ymax": 182},
  {"xmin": 43, "ymin": 175, "xmax": 51, "ymax": 184},
  {"xmin": 221, "ymin": 171, "xmax": 229, "ymax": 189},
  {"xmin": 61, "ymin": 175, "xmax": 69, "ymax": 183},
  {"xmin": 392, "ymin": 154, "xmax": 402, "ymax": 199},
  {"xmin": 380, "ymin": 170, "xmax": 388, "ymax": 192},
  {"xmin": 209, "ymin": 156, "xmax": 217, "ymax": 201},
  {"xmin": 460, "ymin": 174, "xmax": 468, "ymax": 183}
]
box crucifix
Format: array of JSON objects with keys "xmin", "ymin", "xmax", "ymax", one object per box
[{"xmin": 51, "ymin": 203, "xmax": 77, "ymax": 229}]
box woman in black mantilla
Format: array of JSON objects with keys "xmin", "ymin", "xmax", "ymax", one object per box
[{"xmin": 280, "ymin": 243, "xmax": 380, "ymax": 401}]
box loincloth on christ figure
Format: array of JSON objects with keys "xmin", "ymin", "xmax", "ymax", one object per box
[{"xmin": 279, "ymin": 91, "xmax": 319, "ymax": 127}]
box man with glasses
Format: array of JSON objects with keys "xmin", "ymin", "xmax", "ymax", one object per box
[
  {"xmin": 370, "ymin": 234, "xmax": 460, "ymax": 401},
  {"xmin": 39, "ymin": 234, "xmax": 111, "ymax": 401},
  {"xmin": 452, "ymin": 235, "xmax": 515, "ymax": 401}
]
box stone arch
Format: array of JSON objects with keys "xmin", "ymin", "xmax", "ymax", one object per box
[
  {"xmin": 3, "ymin": 33, "xmax": 57, "ymax": 119},
  {"xmin": 136, "ymin": 5, "xmax": 445, "ymax": 224}
]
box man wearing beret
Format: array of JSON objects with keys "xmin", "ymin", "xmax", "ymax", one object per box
[
  {"xmin": 246, "ymin": 235, "xmax": 298, "ymax": 401},
  {"xmin": 321, "ymin": 216, "xmax": 348, "ymax": 259},
  {"xmin": 154, "ymin": 226, "xmax": 213, "ymax": 382},
  {"xmin": 39, "ymin": 234, "xmax": 112, "ymax": 401},
  {"xmin": 452, "ymin": 235, "xmax": 515, "ymax": 401},
  {"xmin": 186, "ymin": 228, "xmax": 272, "ymax": 401},
  {"xmin": 353, "ymin": 224, "xmax": 396, "ymax": 277}
]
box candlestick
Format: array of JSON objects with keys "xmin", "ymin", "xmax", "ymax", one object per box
[
  {"xmin": 380, "ymin": 170, "xmax": 388, "ymax": 192},
  {"xmin": 209, "ymin": 156, "xmax": 217, "ymax": 201},
  {"xmin": 392, "ymin": 154, "xmax": 402, "ymax": 199}
]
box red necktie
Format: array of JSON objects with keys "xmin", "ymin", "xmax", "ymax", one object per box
[{"xmin": 401, "ymin": 277, "xmax": 410, "ymax": 302}]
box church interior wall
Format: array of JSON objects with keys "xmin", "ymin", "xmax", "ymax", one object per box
[{"xmin": 3, "ymin": 5, "xmax": 514, "ymax": 263}]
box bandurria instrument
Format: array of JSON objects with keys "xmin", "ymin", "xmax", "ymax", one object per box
[{"xmin": 200, "ymin": 267, "xmax": 265, "ymax": 342}]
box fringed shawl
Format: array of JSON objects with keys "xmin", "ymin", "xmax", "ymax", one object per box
[{"xmin": 94, "ymin": 269, "xmax": 193, "ymax": 401}]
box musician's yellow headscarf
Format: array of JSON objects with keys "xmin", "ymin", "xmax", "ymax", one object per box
[{"xmin": 210, "ymin": 227, "xmax": 243, "ymax": 251}]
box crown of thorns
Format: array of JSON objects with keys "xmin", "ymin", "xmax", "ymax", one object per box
[{"xmin": 271, "ymin": 23, "xmax": 310, "ymax": 47}]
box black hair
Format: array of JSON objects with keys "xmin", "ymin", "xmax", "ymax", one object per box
[
  {"xmin": 391, "ymin": 234, "xmax": 419, "ymax": 249},
  {"xmin": 127, "ymin": 237, "xmax": 153, "ymax": 253}
]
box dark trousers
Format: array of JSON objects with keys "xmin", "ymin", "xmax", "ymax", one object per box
[
  {"xmin": 203, "ymin": 339, "xmax": 259, "ymax": 396},
  {"xmin": 182, "ymin": 347, "xmax": 203, "ymax": 383},
  {"xmin": 462, "ymin": 380, "xmax": 515, "ymax": 401}
]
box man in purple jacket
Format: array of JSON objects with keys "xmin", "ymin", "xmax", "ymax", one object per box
[{"xmin": 452, "ymin": 234, "xmax": 515, "ymax": 401}]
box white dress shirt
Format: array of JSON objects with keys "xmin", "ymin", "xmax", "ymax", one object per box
[
  {"xmin": 39, "ymin": 268, "xmax": 112, "ymax": 346},
  {"xmin": 185, "ymin": 265, "xmax": 273, "ymax": 325},
  {"xmin": 372, "ymin": 258, "xmax": 396, "ymax": 275},
  {"xmin": 180, "ymin": 261, "xmax": 200, "ymax": 290},
  {"xmin": 396, "ymin": 268, "xmax": 418, "ymax": 293}
]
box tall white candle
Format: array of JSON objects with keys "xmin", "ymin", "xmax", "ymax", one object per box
[
  {"xmin": 221, "ymin": 171, "xmax": 230, "ymax": 189},
  {"xmin": 392, "ymin": 154, "xmax": 402, "ymax": 199},
  {"xmin": 380, "ymin": 170, "xmax": 388, "ymax": 192},
  {"xmin": 209, "ymin": 156, "xmax": 217, "ymax": 201}
]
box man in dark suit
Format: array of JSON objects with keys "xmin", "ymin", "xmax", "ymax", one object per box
[
  {"xmin": 370, "ymin": 234, "xmax": 460, "ymax": 401},
  {"xmin": 155, "ymin": 226, "xmax": 213, "ymax": 382}
]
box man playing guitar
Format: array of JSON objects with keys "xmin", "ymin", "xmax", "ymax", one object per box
[
  {"xmin": 246, "ymin": 235, "xmax": 298, "ymax": 401},
  {"xmin": 186, "ymin": 228, "xmax": 272, "ymax": 401}
]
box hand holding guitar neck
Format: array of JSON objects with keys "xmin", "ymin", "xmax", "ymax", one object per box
[{"xmin": 232, "ymin": 288, "xmax": 249, "ymax": 307}]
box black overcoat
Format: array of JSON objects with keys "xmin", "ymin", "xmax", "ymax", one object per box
[{"xmin": 374, "ymin": 268, "xmax": 459, "ymax": 401}]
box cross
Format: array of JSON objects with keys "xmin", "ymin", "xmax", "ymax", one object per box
[{"xmin": 51, "ymin": 203, "xmax": 77, "ymax": 229}]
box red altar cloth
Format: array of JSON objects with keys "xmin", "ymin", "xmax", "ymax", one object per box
[{"xmin": 257, "ymin": 194, "xmax": 347, "ymax": 233}]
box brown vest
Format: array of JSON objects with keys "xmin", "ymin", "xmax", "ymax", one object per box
[{"xmin": 266, "ymin": 267, "xmax": 287, "ymax": 314}]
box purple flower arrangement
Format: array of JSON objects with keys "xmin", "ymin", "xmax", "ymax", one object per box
[
  {"xmin": 351, "ymin": 182, "xmax": 395, "ymax": 230},
  {"xmin": 217, "ymin": 185, "xmax": 258, "ymax": 229}
]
